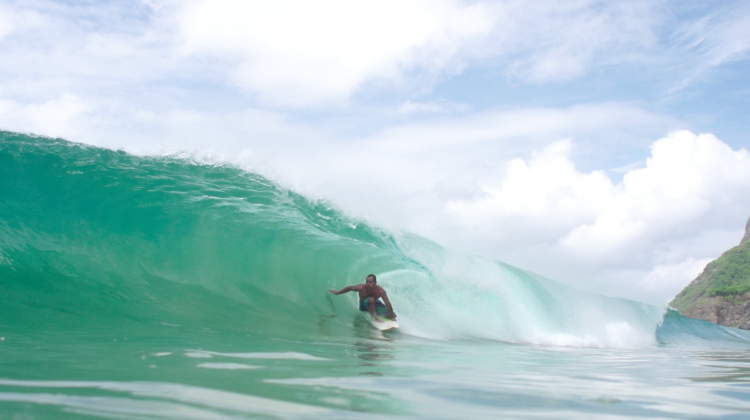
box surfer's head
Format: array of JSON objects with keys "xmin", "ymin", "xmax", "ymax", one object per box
[{"xmin": 365, "ymin": 274, "xmax": 377, "ymax": 286}]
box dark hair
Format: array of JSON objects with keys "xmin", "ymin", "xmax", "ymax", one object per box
[{"xmin": 366, "ymin": 274, "xmax": 377, "ymax": 282}]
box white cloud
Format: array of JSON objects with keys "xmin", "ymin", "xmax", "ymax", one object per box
[
  {"xmin": 670, "ymin": 4, "xmax": 750, "ymax": 91},
  {"xmin": 677, "ymin": 5, "xmax": 750, "ymax": 67},
  {"xmin": 434, "ymin": 131, "xmax": 750, "ymax": 303},
  {"xmin": 396, "ymin": 100, "xmax": 469, "ymax": 115},
  {"xmin": 175, "ymin": 0, "xmax": 663, "ymax": 106},
  {"xmin": 178, "ymin": 0, "xmax": 493, "ymax": 107},
  {"xmin": 562, "ymin": 131, "xmax": 750, "ymax": 260},
  {"xmin": 0, "ymin": 0, "xmax": 723, "ymax": 114},
  {"xmin": 498, "ymin": 1, "xmax": 659, "ymax": 83},
  {"xmin": 703, "ymin": 14, "xmax": 750, "ymax": 67},
  {"xmin": 635, "ymin": 258, "xmax": 714, "ymax": 304},
  {"xmin": 363, "ymin": 102, "xmax": 674, "ymax": 154},
  {"xmin": 0, "ymin": 94, "xmax": 90, "ymax": 139},
  {"xmin": 0, "ymin": 4, "xmax": 13, "ymax": 39},
  {"xmin": 446, "ymin": 138, "xmax": 616, "ymax": 238}
]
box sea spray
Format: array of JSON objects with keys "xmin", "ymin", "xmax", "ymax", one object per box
[{"xmin": 388, "ymin": 233, "xmax": 664, "ymax": 347}]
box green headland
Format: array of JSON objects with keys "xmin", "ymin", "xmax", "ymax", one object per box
[{"xmin": 671, "ymin": 216, "xmax": 750, "ymax": 329}]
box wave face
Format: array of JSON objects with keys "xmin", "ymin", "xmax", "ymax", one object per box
[{"xmin": 0, "ymin": 131, "xmax": 722, "ymax": 349}]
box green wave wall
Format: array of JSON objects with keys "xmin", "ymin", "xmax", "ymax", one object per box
[{"xmin": 0, "ymin": 132, "xmax": 415, "ymax": 337}]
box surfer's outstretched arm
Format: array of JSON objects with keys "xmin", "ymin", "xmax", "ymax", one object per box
[{"xmin": 328, "ymin": 285, "xmax": 361, "ymax": 295}]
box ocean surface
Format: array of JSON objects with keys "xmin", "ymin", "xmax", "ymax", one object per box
[{"xmin": 2, "ymin": 131, "xmax": 750, "ymax": 419}]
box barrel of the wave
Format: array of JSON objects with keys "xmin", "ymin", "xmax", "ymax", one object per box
[{"xmin": 328, "ymin": 273, "xmax": 399, "ymax": 331}]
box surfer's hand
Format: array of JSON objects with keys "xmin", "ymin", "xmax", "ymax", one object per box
[{"xmin": 328, "ymin": 289, "xmax": 338, "ymax": 295}]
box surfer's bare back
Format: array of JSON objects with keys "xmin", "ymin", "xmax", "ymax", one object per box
[{"xmin": 329, "ymin": 274, "xmax": 397, "ymax": 320}]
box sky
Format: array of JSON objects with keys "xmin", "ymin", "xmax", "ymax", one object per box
[{"xmin": 1, "ymin": 0, "xmax": 750, "ymax": 304}]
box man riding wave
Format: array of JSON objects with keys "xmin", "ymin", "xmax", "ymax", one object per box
[{"xmin": 329, "ymin": 274, "xmax": 397, "ymax": 321}]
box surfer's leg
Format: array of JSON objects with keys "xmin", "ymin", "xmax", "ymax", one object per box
[
  {"xmin": 367, "ymin": 297, "xmax": 378, "ymax": 318},
  {"xmin": 376, "ymin": 300, "xmax": 388, "ymax": 317}
]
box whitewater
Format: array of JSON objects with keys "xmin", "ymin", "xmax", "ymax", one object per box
[{"xmin": 2, "ymin": 131, "xmax": 750, "ymax": 419}]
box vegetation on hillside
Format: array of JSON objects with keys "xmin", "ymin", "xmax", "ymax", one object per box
[{"xmin": 670, "ymin": 239, "xmax": 750, "ymax": 311}]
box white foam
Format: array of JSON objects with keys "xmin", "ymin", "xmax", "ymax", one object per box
[
  {"xmin": 184, "ymin": 352, "xmax": 213, "ymax": 359},
  {"xmin": 196, "ymin": 363, "xmax": 261, "ymax": 370},
  {"xmin": 381, "ymin": 233, "xmax": 665, "ymax": 349},
  {"xmin": 0, "ymin": 379, "xmax": 335, "ymax": 417},
  {"xmin": 185, "ymin": 350, "xmax": 326, "ymax": 361},
  {"xmin": 605, "ymin": 321, "xmax": 654, "ymax": 348}
]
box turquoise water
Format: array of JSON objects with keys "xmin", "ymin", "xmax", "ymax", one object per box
[{"xmin": 2, "ymin": 131, "xmax": 750, "ymax": 419}]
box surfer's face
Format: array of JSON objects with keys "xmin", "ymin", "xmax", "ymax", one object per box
[{"xmin": 365, "ymin": 277, "xmax": 376, "ymax": 287}]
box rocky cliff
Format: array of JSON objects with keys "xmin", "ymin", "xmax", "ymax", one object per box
[{"xmin": 670, "ymin": 215, "xmax": 750, "ymax": 329}]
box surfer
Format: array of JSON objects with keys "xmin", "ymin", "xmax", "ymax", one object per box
[{"xmin": 328, "ymin": 274, "xmax": 397, "ymax": 320}]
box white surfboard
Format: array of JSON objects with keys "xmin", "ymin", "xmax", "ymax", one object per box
[{"xmin": 367, "ymin": 316, "xmax": 399, "ymax": 331}]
